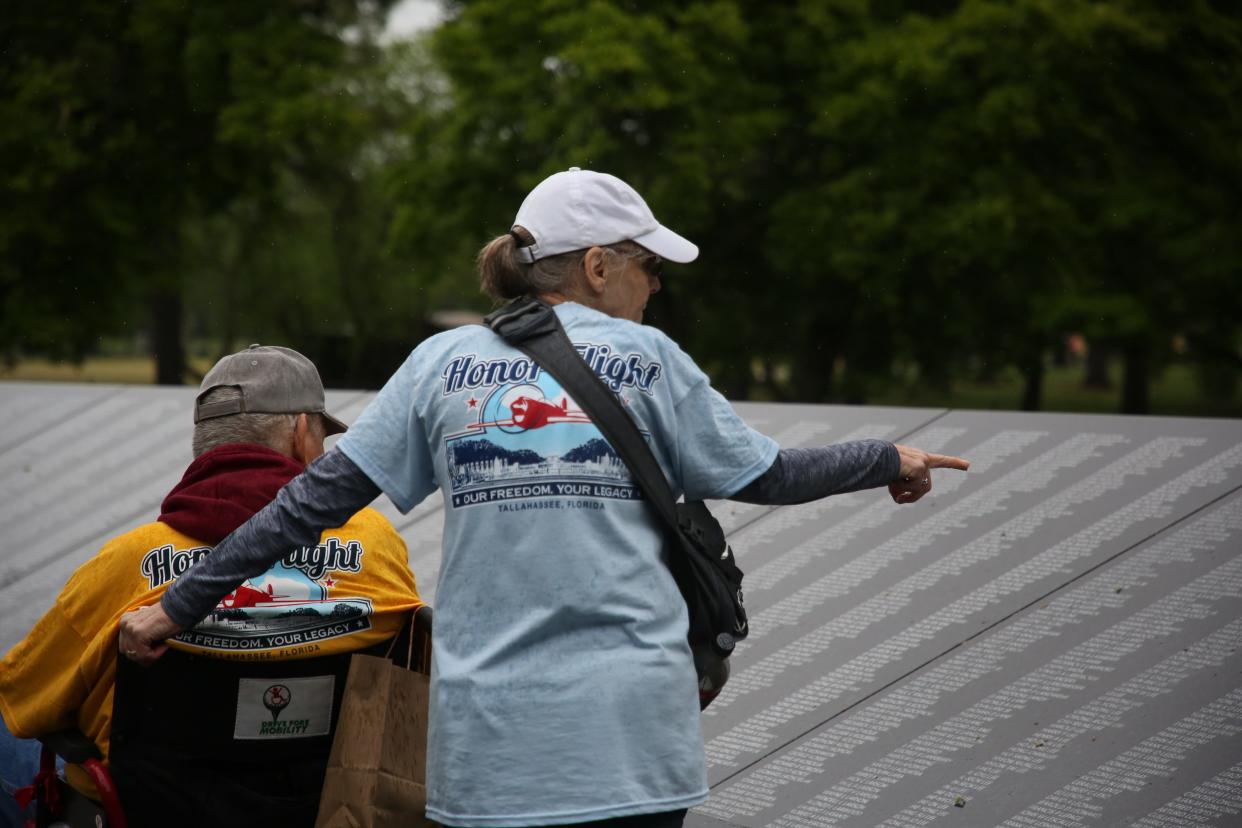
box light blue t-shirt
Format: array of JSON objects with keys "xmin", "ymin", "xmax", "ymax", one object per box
[{"xmin": 337, "ymin": 302, "xmax": 777, "ymax": 827}]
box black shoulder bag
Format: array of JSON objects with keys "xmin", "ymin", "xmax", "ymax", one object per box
[{"xmin": 485, "ymin": 297, "xmax": 747, "ymax": 709}]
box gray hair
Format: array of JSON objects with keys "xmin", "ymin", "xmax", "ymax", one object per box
[
  {"xmin": 477, "ymin": 225, "xmax": 648, "ymax": 302},
  {"xmin": 191, "ymin": 386, "xmax": 298, "ymax": 458}
]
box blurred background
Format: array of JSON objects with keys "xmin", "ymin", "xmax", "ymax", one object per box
[{"xmin": 2, "ymin": 0, "xmax": 1239, "ymax": 415}]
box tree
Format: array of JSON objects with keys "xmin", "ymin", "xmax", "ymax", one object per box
[
  {"xmin": 382, "ymin": 0, "xmax": 780, "ymax": 394},
  {"xmin": 387, "ymin": 1, "xmax": 1242, "ymax": 410},
  {"xmin": 1, "ymin": 0, "xmax": 398, "ymax": 382},
  {"xmin": 180, "ymin": 37, "xmax": 429, "ymax": 387},
  {"xmin": 766, "ymin": 0, "xmax": 1242, "ymax": 411},
  {"xmin": 8, "ymin": 0, "xmax": 1239, "ymax": 406}
]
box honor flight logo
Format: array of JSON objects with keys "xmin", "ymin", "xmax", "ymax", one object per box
[
  {"xmin": 443, "ymin": 352, "xmax": 661, "ymax": 509},
  {"xmin": 150, "ymin": 538, "xmax": 376, "ymax": 657},
  {"xmin": 441, "ymin": 342, "xmax": 662, "ymax": 397},
  {"xmin": 142, "ymin": 537, "xmax": 362, "ymax": 590}
]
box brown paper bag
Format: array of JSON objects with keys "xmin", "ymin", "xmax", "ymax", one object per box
[{"xmin": 316, "ymin": 618, "xmax": 436, "ymax": 828}]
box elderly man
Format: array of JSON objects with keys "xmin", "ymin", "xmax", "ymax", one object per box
[{"xmin": 0, "ymin": 345, "xmax": 423, "ymax": 827}]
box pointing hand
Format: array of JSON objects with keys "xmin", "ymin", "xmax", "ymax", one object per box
[{"xmin": 889, "ymin": 444, "xmax": 971, "ymax": 504}]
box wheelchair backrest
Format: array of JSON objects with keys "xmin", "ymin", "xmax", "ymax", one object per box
[{"xmin": 110, "ymin": 608, "xmax": 430, "ymax": 764}]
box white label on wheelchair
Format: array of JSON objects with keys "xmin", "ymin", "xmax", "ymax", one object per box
[{"xmin": 234, "ymin": 675, "xmax": 335, "ymax": 740}]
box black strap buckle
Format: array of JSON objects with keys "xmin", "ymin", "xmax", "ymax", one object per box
[{"xmin": 484, "ymin": 297, "xmax": 558, "ymax": 344}]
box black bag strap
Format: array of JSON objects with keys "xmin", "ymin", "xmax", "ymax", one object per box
[{"xmin": 484, "ymin": 297, "xmax": 682, "ymax": 538}]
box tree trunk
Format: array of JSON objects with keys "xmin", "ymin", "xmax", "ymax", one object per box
[
  {"xmin": 975, "ymin": 358, "xmax": 1000, "ymax": 384},
  {"xmin": 1120, "ymin": 341, "xmax": 1150, "ymax": 414},
  {"xmin": 1084, "ymin": 343, "xmax": 1112, "ymax": 389},
  {"xmin": 1051, "ymin": 338, "xmax": 1069, "ymax": 368},
  {"xmin": 839, "ymin": 359, "xmax": 868, "ymax": 405},
  {"xmin": 792, "ymin": 344, "xmax": 836, "ymax": 402},
  {"xmin": 151, "ymin": 287, "xmax": 186, "ymax": 385},
  {"xmin": 758, "ymin": 359, "xmax": 790, "ymax": 402},
  {"xmin": 1019, "ymin": 352, "xmax": 1044, "ymax": 411},
  {"xmin": 718, "ymin": 356, "xmax": 753, "ymax": 401}
]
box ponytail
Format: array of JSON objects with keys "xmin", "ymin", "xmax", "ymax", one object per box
[
  {"xmin": 477, "ymin": 231, "xmax": 529, "ymax": 301},
  {"xmin": 477, "ymin": 225, "xmax": 582, "ymax": 302}
]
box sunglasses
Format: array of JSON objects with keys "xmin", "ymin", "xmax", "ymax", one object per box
[{"xmin": 637, "ymin": 254, "xmax": 663, "ymax": 280}]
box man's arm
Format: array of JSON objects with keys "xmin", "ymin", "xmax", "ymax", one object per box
[
  {"xmin": 731, "ymin": 441, "xmax": 969, "ymax": 505},
  {"xmin": 120, "ymin": 449, "xmax": 380, "ymax": 664}
]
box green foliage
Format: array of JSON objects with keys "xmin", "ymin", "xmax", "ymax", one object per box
[
  {"xmin": 4, "ymin": 0, "xmax": 1240, "ymax": 409},
  {"xmin": 384, "ymin": 0, "xmax": 782, "ymax": 389},
  {"xmin": 0, "ymin": 0, "xmax": 404, "ymax": 381},
  {"xmin": 379, "ymin": 1, "xmax": 1240, "ymax": 409},
  {"xmin": 768, "ymin": 0, "xmax": 1242, "ymax": 409}
]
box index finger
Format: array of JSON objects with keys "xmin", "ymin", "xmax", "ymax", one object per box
[{"xmin": 927, "ymin": 453, "xmax": 970, "ymax": 471}]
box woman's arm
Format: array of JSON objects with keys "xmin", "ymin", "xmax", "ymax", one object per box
[
  {"xmin": 730, "ymin": 441, "xmax": 970, "ymax": 505},
  {"xmin": 729, "ymin": 440, "xmax": 900, "ymax": 504},
  {"xmin": 120, "ymin": 448, "xmax": 380, "ymax": 662}
]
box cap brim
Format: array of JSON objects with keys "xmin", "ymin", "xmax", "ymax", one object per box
[
  {"xmin": 632, "ymin": 224, "xmax": 699, "ymax": 264},
  {"xmin": 323, "ymin": 412, "xmax": 349, "ymax": 436}
]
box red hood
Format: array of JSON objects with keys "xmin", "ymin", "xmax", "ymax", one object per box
[{"xmin": 158, "ymin": 444, "xmax": 304, "ymax": 545}]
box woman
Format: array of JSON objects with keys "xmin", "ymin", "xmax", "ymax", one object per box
[{"xmin": 122, "ymin": 168, "xmax": 968, "ymax": 828}]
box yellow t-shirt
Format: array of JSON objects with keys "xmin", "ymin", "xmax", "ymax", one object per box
[{"xmin": 0, "ymin": 507, "xmax": 422, "ymax": 795}]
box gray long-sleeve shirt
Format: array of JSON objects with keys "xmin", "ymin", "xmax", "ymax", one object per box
[{"xmin": 162, "ymin": 439, "xmax": 899, "ymax": 627}]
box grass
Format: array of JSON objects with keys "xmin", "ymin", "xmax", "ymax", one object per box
[
  {"xmin": 0, "ymin": 356, "xmax": 215, "ymax": 385},
  {"xmin": 865, "ymin": 363, "xmax": 1241, "ymax": 418},
  {"xmin": 2, "ymin": 355, "xmax": 1238, "ymax": 418}
]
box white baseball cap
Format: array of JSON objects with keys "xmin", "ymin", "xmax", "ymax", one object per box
[{"xmin": 512, "ymin": 168, "xmax": 699, "ymax": 264}]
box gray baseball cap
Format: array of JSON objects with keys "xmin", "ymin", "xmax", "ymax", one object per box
[{"xmin": 195, "ymin": 344, "xmax": 348, "ymax": 435}]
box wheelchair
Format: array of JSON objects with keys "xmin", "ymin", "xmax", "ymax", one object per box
[{"xmin": 19, "ymin": 606, "xmax": 432, "ymax": 828}]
